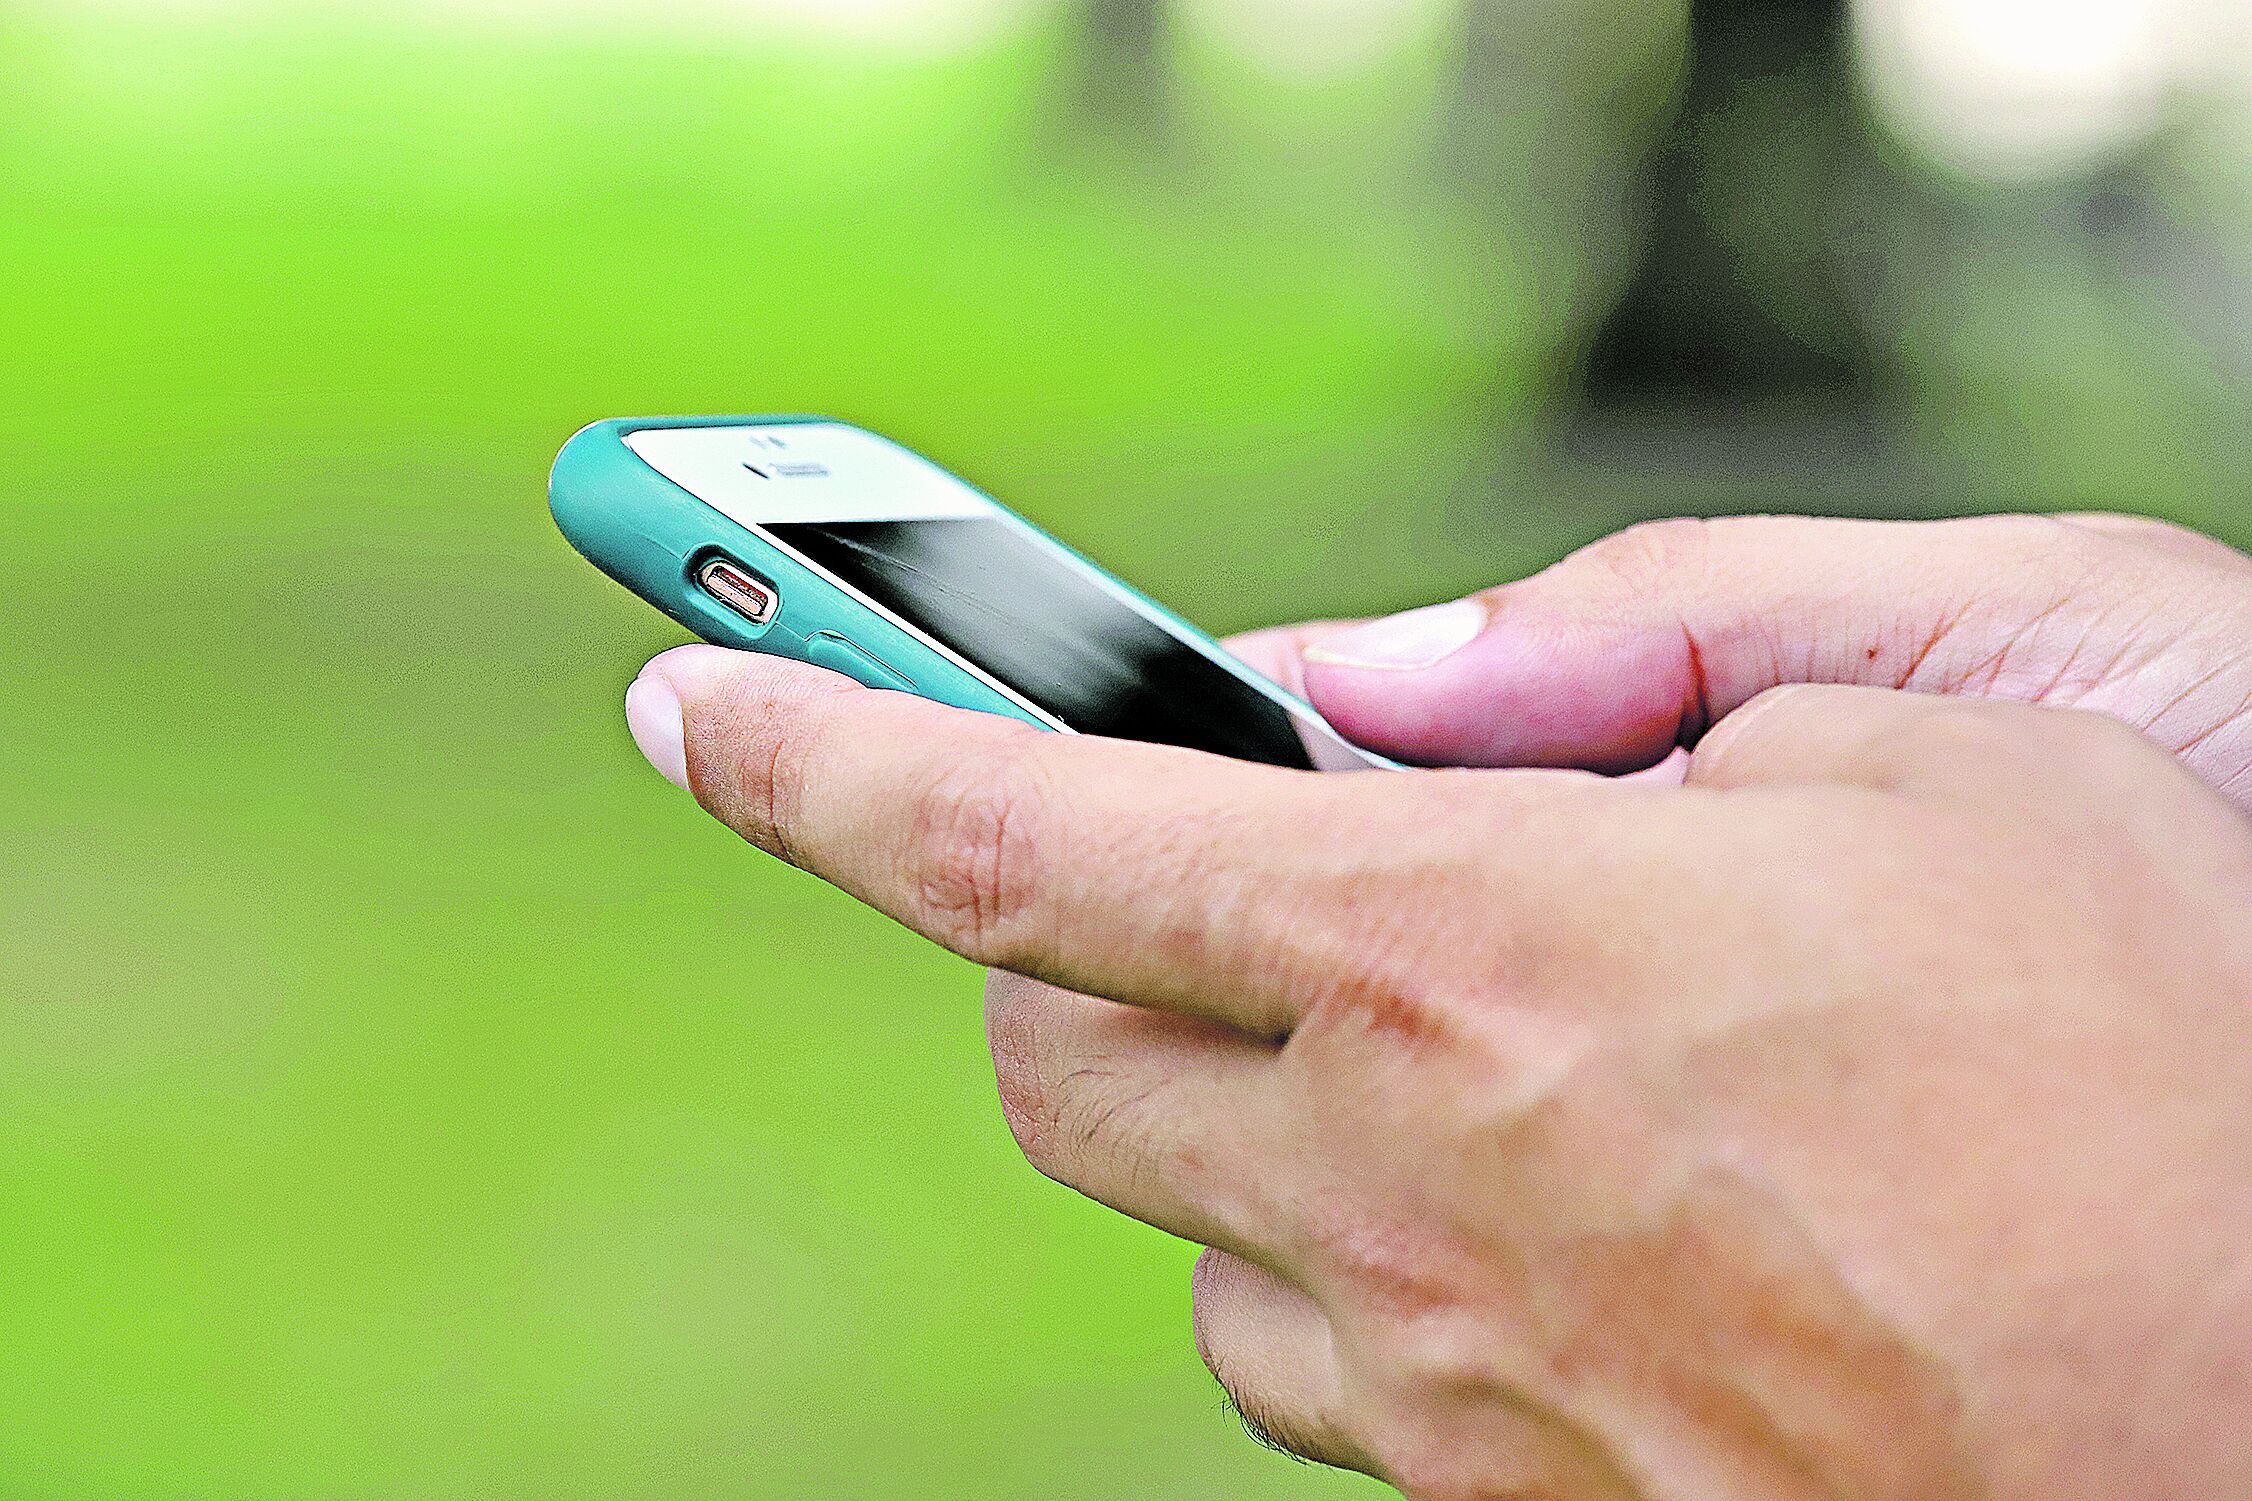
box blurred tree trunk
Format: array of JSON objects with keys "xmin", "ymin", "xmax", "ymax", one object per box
[
  {"xmin": 1580, "ymin": 0, "xmax": 1878, "ymax": 409},
  {"xmin": 1053, "ymin": 0, "xmax": 1175, "ymax": 153},
  {"xmin": 1437, "ymin": 0, "xmax": 1691, "ymax": 421}
]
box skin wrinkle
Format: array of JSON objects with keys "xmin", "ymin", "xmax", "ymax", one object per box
[
  {"xmin": 908, "ymin": 744, "xmax": 1057, "ymax": 967},
  {"xmin": 1982, "ymin": 575, "xmax": 2139, "ymax": 706},
  {"xmin": 990, "ymin": 1000, "xmax": 1060, "ymax": 1160},
  {"xmin": 2161, "ymin": 679, "xmax": 2252, "ymax": 763},
  {"xmin": 1948, "ymin": 525, "xmax": 2176, "ymax": 703},
  {"xmin": 2021, "ymin": 614, "xmax": 2112, "ymax": 706},
  {"xmin": 2213, "ymin": 759, "xmax": 2252, "ymax": 812},
  {"xmin": 756, "ymin": 723, "xmax": 799, "ymax": 867},
  {"xmin": 2051, "ymin": 597, "xmax": 2252, "ymax": 798},
  {"xmin": 1628, "ymin": 517, "xmax": 1723, "ymax": 748},
  {"xmin": 1676, "ymin": 618, "xmax": 1716, "ymax": 747},
  {"xmin": 1937, "ymin": 587, "xmax": 2081, "ymax": 699},
  {"xmin": 2033, "ymin": 613, "xmax": 2168, "ymax": 715},
  {"xmin": 2135, "ymin": 650, "xmax": 2248, "ymax": 752},
  {"xmin": 1073, "ymin": 1075, "xmax": 1166, "ymax": 1178},
  {"xmin": 1899, "ymin": 547, "xmax": 2176, "ymax": 714},
  {"xmin": 998, "ymin": 1003, "xmax": 1235, "ymax": 1221},
  {"xmin": 1895, "ymin": 597, "xmax": 1974, "ymax": 692},
  {"xmin": 2053, "ymin": 577, "xmax": 2193, "ymax": 693},
  {"xmin": 1055, "ymin": 1063, "xmax": 1134, "ymax": 1157}
]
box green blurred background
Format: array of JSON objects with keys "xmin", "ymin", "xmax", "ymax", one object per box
[{"xmin": 4, "ymin": 0, "xmax": 2250, "ymax": 1495}]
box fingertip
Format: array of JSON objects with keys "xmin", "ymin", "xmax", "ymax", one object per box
[
  {"xmin": 623, "ymin": 670, "xmax": 689, "ymax": 791},
  {"xmin": 631, "ymin": 645, "xmax": 879, "ymax": 801}
]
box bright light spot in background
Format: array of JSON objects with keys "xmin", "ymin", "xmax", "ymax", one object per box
[
  {"xmin": 1176, "ymin": 0, "xmax": 1452, "ymax": 81},
  {"xmin": 451, "ymin": 0, "xmax": 1051, "ymax": 51},
  {"xmin": 33, "ymin": 0, "xmax": 1054, "ymax": 54},
  {"xmin": 1852, "ymin": 0, "xmax": 2244, "ymax": 179}
]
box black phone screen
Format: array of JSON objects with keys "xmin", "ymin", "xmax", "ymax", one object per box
[{"xmin": 763, "ymin": 518, "xmax": 1317, "ymax": 769}]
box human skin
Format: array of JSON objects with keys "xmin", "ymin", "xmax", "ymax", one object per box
[
  {"xmin": 1252, "ymin": 512, "xmax": 2252, "ymax": 804},
  {"xmin": 620, "ymin": 513, "xmax": 2252, "ymax": 1500}
]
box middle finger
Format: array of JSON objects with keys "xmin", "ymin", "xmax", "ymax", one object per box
[{"xmin": 985, "ymin": 970, "xmax": 1294, "ymax": 1261}]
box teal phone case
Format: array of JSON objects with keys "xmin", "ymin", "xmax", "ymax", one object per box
[
  {"xmin": 550, "ymin": 415, "xmax": 1395, "ymax": 771},
  {"xmin": 548, "ymin": 415, "xmax": 1048, "ymax": 727}
]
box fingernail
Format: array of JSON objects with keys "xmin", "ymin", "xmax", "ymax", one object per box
[
  {"xmin": 1303, "ymin": 598, "xmax": 1488, "ymax": 671},
  {"xmin": 624, "ymin": 671, "xmax": 689, "ymax": 791}
]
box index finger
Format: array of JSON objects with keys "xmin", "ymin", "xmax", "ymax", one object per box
[{"xmin": 638, "ymin": 645, "xmax": 1438, "ymax": 1036}]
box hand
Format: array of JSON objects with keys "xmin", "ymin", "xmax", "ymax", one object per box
[
  {"xmin": 1242, "ymin": 513, "xmax": 2252, "ymax": 808},
  {"xmin": 624, "ymin": 647, "xmax": 2252, "ymax": 1500}
]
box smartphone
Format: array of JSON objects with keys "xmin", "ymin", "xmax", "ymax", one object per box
[{"xmin": 549, "ymin": 416, "xmax": 1389, "ymax": 771}]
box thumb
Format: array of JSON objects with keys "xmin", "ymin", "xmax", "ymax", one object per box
[{"xmin": 1299, "ymin": 514, "xmax": 2252, "ymax": 778}]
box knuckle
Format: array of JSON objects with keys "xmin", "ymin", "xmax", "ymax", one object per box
[
  {"xmin": 1301, "ymin": 1200, "xmax": 1470, "ymax": 1320},
  {"xmin": 1887, "ymin": 695, "xmax": 2161, "ymax": 780},
  {"xmin": 908, "ymin": 739, "xmax": 1055, "ymax": 966},
  {"xmin": 1187, "ymin": 1249, "xmax": 1234, "ymax": 1378},
  {"xmin": 1302, "ymin": 964, "xmax": 1462, "ymax": 1050},
  {"xmin": 2047, "ymin": 703, "xmax": 2168, "ymax": 768},
  {"xmin": 2057, "ymin": 509, "xmax": 2204, "ymax": 550},
  {"xmin": 726, "ymin": 688, "xmax": 851, "ymax": 865},
  {"xmin": 1002, "ymin": 1090, "xmax": 1068, "ymax": 1182},
  {"xmin": 986, "ymin": 978, "xmax": 1160, "ymax": 1187},
  {"xmin": 1190, "ymin": 1253, "xmax": 1325, "ymax": 1464},
  {"xmin": 1921, "ymin": 513, "xmax": 2116, "ymax": 591},
  {"xmin": 1876, "ymin": 695, "xmax": 2037, "ymax": 768},
  {"xmin": 1980, "ymin": 510, "xmax": 2087, "ymax": 546},
  {"xmin": 1371, "ymin": 1311, "xmax": 1516, "ymax": 1402},
  {"xmin": 1570, "ymin": 516, "xmax": 1714, "ymax": 594},
  {"xmin": 1963, "ymin": 510, "xmax": 2098, "ymax": 555},
  {"xmin": 984, "ymin": 982, "xmax": 1057, "ymax": 1167},
  {"xmin": 1375, "ymin": 1440, "xmax": 1557, "ymax": 1501},
  {"xmin": 2066, "ymin": 509, "xmax": 2174, "ymax": 537}
]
